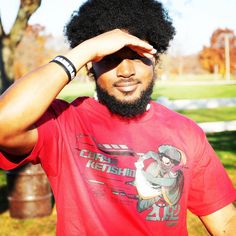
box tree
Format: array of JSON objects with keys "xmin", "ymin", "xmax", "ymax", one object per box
[
  {"xmin": 14, "ymin": 24, "xmax": 53, "ymax": 79},
  {"xmin": 0, "ymin": 0, "xmax": 42, "ymax": 94},
  {"xmin": 199, "ymin": 28, "xmax": 236, "ymax": 75}
]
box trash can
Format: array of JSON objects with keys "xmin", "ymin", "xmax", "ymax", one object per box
[{"xmin": 7, "ymin": 163, "xmax": 52, "ymax": 219}]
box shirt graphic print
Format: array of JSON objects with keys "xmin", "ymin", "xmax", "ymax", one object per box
[{"xmin": 76, "ymin": 133, "xmax": 187, "ymax": 226}]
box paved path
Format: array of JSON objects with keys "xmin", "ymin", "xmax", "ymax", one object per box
[
  {"xmin": 157, "ymin": 97, "xmax": 236, "ymax": 110},
  {"xmin": 156, "ymin": 97, "xmax": 236, "ymax": 133},
  {"xmin": 157, "ymin": 80, "xmax": 236, "ymax": 86},
  {"xmin": 198, "ymin": 120, "xmax": 236, "ymax": 133}
]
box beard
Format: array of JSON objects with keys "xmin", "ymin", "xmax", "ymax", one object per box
[{"xmin": 95, "ymin": 79, "xmax": 155, "ymax": 118}]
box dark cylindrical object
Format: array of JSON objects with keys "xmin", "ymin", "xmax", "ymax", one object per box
[{"xmin": 7, "ymin": 163, "xmax": 52, "ymax": 219}]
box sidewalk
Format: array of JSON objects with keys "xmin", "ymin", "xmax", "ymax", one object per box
[
  {"xmin": 157, "ymin": 97, "xmax": 236, "ymax": 110},
  {"xmin": 198, "ymin": 120, "xmax": 236, "ymax": 133},
  {"xmin": 157, "ymin": 80, "xmax": 236, "ymax": 86},
  {"xmin": 156, "ymin": 97, "xmax": 236, "ymax": 133}
]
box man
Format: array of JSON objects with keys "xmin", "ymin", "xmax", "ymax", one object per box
[{"xmin": 0, "ymin": 0, "xmax": 235, "ymax": 235}]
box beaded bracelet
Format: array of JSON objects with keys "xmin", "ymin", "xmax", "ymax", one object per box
[{"xmin": 50, "ymin": 55, "xmax": 76, "ymax": 81}]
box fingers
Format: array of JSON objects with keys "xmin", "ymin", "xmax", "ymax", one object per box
[
  {"xmin": 105, "ymin": 29, "xmax": 156, "ymax": 56},
  {"xmin": 122, "ymin": 31, "xmax": 157, "ymax": 58},
  {"xmin": 127, "ymin": 40, "xmax": 154, "ymax": 51},
  {"xmin": 86, "ymin": 29, "xmax": 157, "ymax": 62},
  {"xmin": 128, "ymin": 44, "xmax": 157, "ymax": 58}
]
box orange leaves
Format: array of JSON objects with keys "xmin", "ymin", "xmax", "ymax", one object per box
[{"xmin": 199, "ymin": 28, "xmax": 236, "ymax": 74}]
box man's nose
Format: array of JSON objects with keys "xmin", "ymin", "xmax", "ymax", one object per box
[{"xmin": 116, "ymin": 59, "xmax": 135, "ymax": 78}]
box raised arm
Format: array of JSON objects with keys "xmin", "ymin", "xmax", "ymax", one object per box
[{"xmin": 0, "ymin": 29, "xmax": 156, "ymax": 156}]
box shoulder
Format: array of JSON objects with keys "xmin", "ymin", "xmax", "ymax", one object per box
[
  {"xmin": 151, "ymin": 101, "xmax": 203, "ymax": 134},
  {"xmin": 71, "ymin": 96, "xmax": 90, "ymax": 107},
  {"xmin": 48, "ymin": 97, "xmax": 90, "ymax": 115}
]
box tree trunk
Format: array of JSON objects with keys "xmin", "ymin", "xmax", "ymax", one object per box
[
  {"xmin": 0, "ymin": 38, "xmax": 14, "ymax": 93},
  {"xmin": 0, "ymin": 0, "xmax": 42, "ymax": 94}
]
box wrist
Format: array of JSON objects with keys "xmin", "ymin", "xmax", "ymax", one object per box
[
  {"xmin": 65, "ymin": 41, "xmax": 96, "ymax": 69},
  {"xmin": 50, "ymin": 56, "xmax": 76, "ymax": 82}
]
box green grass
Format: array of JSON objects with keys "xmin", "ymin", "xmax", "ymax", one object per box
[
  {"xmin": 0, "ymin": 210, "xmax": 56, "ymax": 236},
  {"xmin": 152, "ymin": 83, "xmax": 236, "ymax": 100},
  {"xmin": 57, "ymin": 80, "xmax": 95, "ymax": 102},
  {"xmin": 161, "ymin": 74, "xmax": 236, "ymax": 81},
  {"xmin": 178, "ymin": 107, "xmax": 236, "ymax": 123},
  {"xmin": 207, "ymin": 131, "xmax": 236, "ymax": 186},
  {"xmin": 0, "ymin": 169, "xmax": 7, "ymax": 185},
  {"xmin": 0, "ymin": 169, "xmax": 8, "ymax": 213}
]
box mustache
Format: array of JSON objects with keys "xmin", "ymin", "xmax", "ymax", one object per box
[{"xmin": 113, "ymin": 78, "xmax": 141, "ymax": 86}]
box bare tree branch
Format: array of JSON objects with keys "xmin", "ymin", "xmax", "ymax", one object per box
[{"xmin": 9, "ymin": 0, "xmax": 42, "ymax": 47}]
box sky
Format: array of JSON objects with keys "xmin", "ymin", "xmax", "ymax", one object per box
[{"xmin": 0, "ymin": 0, "xmax": 236, "ymax": 55}]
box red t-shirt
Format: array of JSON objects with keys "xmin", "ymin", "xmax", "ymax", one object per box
[{"xmin": 1, "ymin": 97, "xmax": 236, "ymax": 236}]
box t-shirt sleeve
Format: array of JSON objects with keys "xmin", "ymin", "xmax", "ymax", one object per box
[
  {"xmin": 187, "ymin": 131, "xmax": 236, "ymax": 216},
  {"xmin": 0, "ymin": 99, "xmax": 69, "ymax": 174},
  {"xmin": 0, "ymin": 132, "xmax": 42, "ymax": 170}
]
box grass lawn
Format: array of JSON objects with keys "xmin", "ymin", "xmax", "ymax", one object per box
[
  {"xmin": 0, "ymin": 207, "xmax": 56, "ymax": 236},
  {"xmin": 207, "ymin": 131, "xmax": 236, "ymax": 184},
  {"xmin": 178, "ymin": 107, "xmax": 236, "ymax": 123},
  {"xmin": 160, "ymin": 74, "xmax": 236, "ymax": 81},
  {"xmin": 152, "ymin": 83, "xmax": 236, "ymax": 100},
  {"xmin": 57, "ymin": 80, "xmax": 95, "ymax": 102},
  {"xmin": 0, "ymin": 169, "xmax": 6, "ymax": 185}
]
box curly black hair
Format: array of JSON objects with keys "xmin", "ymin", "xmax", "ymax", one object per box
[{"xmin": 65, "ymin": 0, "xmax": 175, "ymax": 55}]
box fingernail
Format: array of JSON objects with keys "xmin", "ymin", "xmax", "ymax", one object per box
[{"xmin": 152, "ymin": 48, "xmax": 157, "ymax": 53}]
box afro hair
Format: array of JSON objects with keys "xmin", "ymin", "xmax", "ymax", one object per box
[{"xmin": 65, "ymin": 0, "xmax": 175, "ymax": 55}]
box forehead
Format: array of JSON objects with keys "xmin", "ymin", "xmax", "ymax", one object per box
[
  {"xmin": 104, "ymin": 47, "xmax": 142, "ymax": 60},
  {"xmin": 101, "ymin": 47, "xmax": 154, "ymax": 66}
]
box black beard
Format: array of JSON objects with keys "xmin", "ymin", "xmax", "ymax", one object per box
[{"xmin": 95, "ymin": 80, "xmax": 154, "ymax": 118}]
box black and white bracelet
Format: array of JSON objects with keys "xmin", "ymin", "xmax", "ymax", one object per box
[{"xmin": 50, "ymin": 55, "xmax": 77, "ymax": 81}]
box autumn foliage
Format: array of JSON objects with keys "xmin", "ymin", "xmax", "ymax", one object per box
[
  {"xmin": 199, "ymin": 28, "xmax": 236, "ymax": 74},
  {"xmin": 13, "ymin": 24, "xmax": 88, "ymax": 81},
  {"xmin": 13, "ymin": 24, "xmax": 54, "ymax": 79}
]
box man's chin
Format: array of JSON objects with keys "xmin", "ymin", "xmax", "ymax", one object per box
[
  {"xmin": 102, "ymin": 97, "xmax": 150, "ymax": 118},
  {"xmin": 114, "ymin": 94, "xmax": 141, "ymax": 104},
  {"xmin": 96, "ymin": 81, "xmax": 154, "ymax": 118}
]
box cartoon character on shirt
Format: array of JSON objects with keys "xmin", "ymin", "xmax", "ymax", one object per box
[{"xmin": 135, "ymin": 145, "xmax": 186, "ymax": 221}]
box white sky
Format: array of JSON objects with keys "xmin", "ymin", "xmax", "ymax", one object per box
[{"xmin": 0, "ymin": 0, "xmax": 236, "ymax": 55}]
